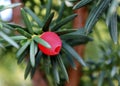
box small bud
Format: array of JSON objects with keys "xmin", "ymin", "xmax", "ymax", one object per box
[{"xmin": 38, "ymin": 32, "xmax": 62, "ymax": 56}]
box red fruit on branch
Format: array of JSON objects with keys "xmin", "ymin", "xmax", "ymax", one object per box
[{"xmin": 38, "ymin": 32, "xmax": 62, "ymax": 56}]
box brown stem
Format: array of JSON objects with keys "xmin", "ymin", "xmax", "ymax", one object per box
[{"xmin": 65, "ymin": 7, "xmax": 88, "ymax": 86}]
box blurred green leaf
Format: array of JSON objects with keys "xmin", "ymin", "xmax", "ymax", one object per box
[
  {"xmin": 107, "ymin": 13, "xmax": 118, "ymax": 44},
  {"xmin": 73, "ymin": 28, "xmax": 85, "ymax": 34},
  {"xmin": 56, "ymin": 2, "xmax": 65, "ymax": 22},
  {"xmin": 73, "ymin": 0, "xmax": 92, "ymax": 9},
  {"xmin": 10, "ymin": 36, "xmax": 27, "ymax": 41},
  {"xmin": 51, "ymin": 14, "xmax": 77, "ymax": 31},
  {"xmin": 31, "ymin": 51, "xmax": 42, "ymax": 79},
  {"xmin": 64, "ymin": 30, "xmax": 93, "ymax": 46},
  {"xmin": 67, "ymin": 0, "xmax": 78, "ymax": 2},
  {"xmin": 52, "ymin": 58, "xmax": 60, "ymax": 84},
  {"xmin": 16, "ymin": 40, "xmax": 31, "ymax": 58},
  {"xmin": 17, "ymin": 50, "xmax": 28, "ymax": 64},
  {"xmin": 0, "ymin": 3, "xmax": 21, "ymax": 12},
  {"xmin": 33, "ymin": 36, "xmax": 51, "ymax": 48},
  {"xmin": 85, "ymin": 0, "xmax": 111, "ymax": 34},
  {"xmin": 30, "ymin": 67, "xmax": 36, "ymax": 79},
  {"xmin": 34, "ymin": 43, "xmax": 38, "ymax": 55},
  {"xmin": 57, "ymin": 55, "xmax": 69, "ymax": 81},
  {"xmin": 0, "ymin": 36, "xmax": 27, "ymax": 43},
  {"xmin": 55, "ymin": 29, "xmax": 77, "ymax": 35},
  {"xmin": 44, "ymin": 0, "xmax": 52, "ymax": 21},
  {"xmin": 2, "ymin": 23, "xmax": 13, "ymax": 30},
  {"xmin": 7, "ymin": 23, "xmax": 25, "ymax": 29},
  {"xmin": 43, "ymin": 55, "xmax": 51, "ymax": 74},
  {"xmin": 24, "ymin": 7, "xmax": 43, "ymax": 27},
  {"xmin": 40, "ymin": 0, "xmax": 45, "ymax": 5},
  {"xmin": 43, "ymin": 12, "xmax": 54, "ymax": 32},
  {"xmin": 21, "ymin": 8, "xmax": 34, "ymax": 34},
  {"xmin": 115, "ymin": 75, "xmax": 120, "ymax": 86},
  {"xmin": 62, "ymin": 41, "xmax": 86, "ymax": 67},
  {"xmin": 0, "ymin": 43, "xmax": 4, "ymax": 48},
  {"xmin": 111, "ymin": 66, "xmax": 117, "ymax": 77},
  {"xmin": 61, "ymin": 33, "xmax": 89, "ymax": 40},
  {"xmin": 16, "ymin": 28, "xmax": 31, "ymax": 38},
  {"xmin": 62, "ymin": 48, "xmax": 76, "ymax": 69},
  {"xmin": 36, "ymin": 51, "xmax": 42, "ymax": 64},
  {"xmin": 67, "ymin": 38, "xmax": 91, "ymax": 46},
  {"xmin": 106, "ymin": 0, "xmax": 119, "ymax": 26},
  {"xmin": 108, "ymin": 77, "xmax": 114, "ymax": 86},
  {"xmin": 0, "ymin": 31, "xmax": 19, "ymax": 48},
  {"xmin": 61, "ymin": 32, "xmax": 92, "ymax": 41},
  {"xmin": 98, "ymin": 71, "xmax": 105, "ymax": 86},
  {"xmin": 106, "ymin": 0, "xmax": 119, "ymax": 44},
  {"xmin": 24, "ymin": 61, "xmax": 32, "ymax": 79},
  {"xmin": 30, "ymin": 40, "xmax": 35, "ymax": 67}
]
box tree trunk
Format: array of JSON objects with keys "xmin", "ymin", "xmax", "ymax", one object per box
[
  {"xmin": 32, "ymin": 68, "xmax": 48, "ymax": 86},
  {"xmin": 11, "ymin": 0, "xmax": 22, "ymax": 24},
  {"xmin": 65, "ymin": 7, "xmax": 88, "ymax": 86}
]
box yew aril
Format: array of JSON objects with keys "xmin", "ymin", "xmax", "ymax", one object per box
[{"xmin": 38, "ymin": 32, "xmax": 62, "ymax": 56}]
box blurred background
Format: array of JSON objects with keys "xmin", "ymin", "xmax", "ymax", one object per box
[{"xmin": 0, "ymin": 0, "xmax": 120, "ymax": 86}]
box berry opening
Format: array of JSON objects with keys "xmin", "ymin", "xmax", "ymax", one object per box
[{"xmin": 54, "ymin": 46, "xmax": 61, "ymax": 53}]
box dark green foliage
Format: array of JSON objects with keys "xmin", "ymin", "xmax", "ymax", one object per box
[
  {"xmin": 62, "ymin": 41, "xmax": 86, "ymax": 67},
  {"xmin": 73, "ymin": 0, "xmax": 120, "ymax": 44},
  {"xmin": 51, "ymin": 58, "xmax": 60, "ymax": 84},
  {"xmin": 0, "ymin": 31, "xmax": 19, "ymax": 48},
  {"xmin": 56, "ymin": 55, "xmax": 69, "ymax": 81},
  {"xmin": 108, "ymin": 13, "xmax": 118, "ymax": 44},
  {"xmin": 61, "ymin": 48, "xmax": 76, "ymax": 69},
  {"xmin": 10, "ymin": 1, "xmax": 90, "ymax": 81},
  {"xmin": 55, "ymin": 29, "xmax": 77, "ymax": 35},
  {"xmin": 21, "ymin": 8, "xmax": 34, "ymax": 34},
  {"xmin": 17, "ymin": 50, "xmax": 28, "ymax": 64},
  {"xmin": 43, "ymin": 12, "xmax": 54, "ymax": 32},
  {"xmin": 15, "ymin": 28, "xmax": 32, "ymax": 38},
  {"xmin": 73, "ymin": 0, "xmax": 92, "ymax": 9},
  {"xmin": 51, "ymin": 14, "xmax": 77, "ymax": 31},
  {"xmin": 106, "ymin": 0, "xmax": 119, "ymax": 44},
  {"xmin": 30, "ymin": 40, "xmax": 35, "ymax": 67},
  {"xmin": 43, "ymin": 55, "xmax": 51, "ymax": 74},
  {"xmin": 24, "ymin": 7, "xmax": 43, "ymax": 27},
  {"xmin": 1, "ymin": 0, "xmax": 120, "ymax": 86},
  {"xmin": 44, "ymin": 0, "xmax": 52, "ymax": 21},
  {"xmin": 16, "ymin": 40, "xmax": 31, "ymax": 58},
  {"xmin": 84, "ymin": 0, "xmax": 111, "ymax": 34},
  {"xmin": 98, "ymin": 71, "xmax": 105, "ymax": 86},
  {"xmin": 24, "ymin": 60, "xmax": 32, "ymax": 79},
  {"xmin": 56, "ymin": 2, "xmax": 65, "ymax": 23}
]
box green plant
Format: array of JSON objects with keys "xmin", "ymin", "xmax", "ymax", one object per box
[
  {"xmin": 0, "ymin": 1, "xmax": 91, "ymax": 85},
  {"xmin": 0, "ymin": 0, "xmax": 120, "ymax": 86},
  {"xmin": 0, "ymin": 3, "xmax": 21, "ymax": 48}
]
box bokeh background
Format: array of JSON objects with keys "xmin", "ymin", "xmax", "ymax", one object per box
[{"xmin": 0, "ymin": 0, "xmax": 120, "ymax": 86}]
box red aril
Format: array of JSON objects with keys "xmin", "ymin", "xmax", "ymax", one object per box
[{"xmin": 38, "ymin": 32, "xmax": 62, "ymax": 56}]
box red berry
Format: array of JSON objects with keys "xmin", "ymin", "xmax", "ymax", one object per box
[{"xmin": 38, "ymin": 32, "xmax": 62, "ymax": 56}]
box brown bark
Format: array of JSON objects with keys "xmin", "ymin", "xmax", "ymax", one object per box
[
  {"xmin": 65, "ymin": 7, "xmax": 88, "ymax": 86},
  {"xmin": 32, "ymin": 68, "xmax": 48, "ymax": 86},
  {"xmin": 11, "ymin": 0, "xmax": 22, "ymax": 24}
]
